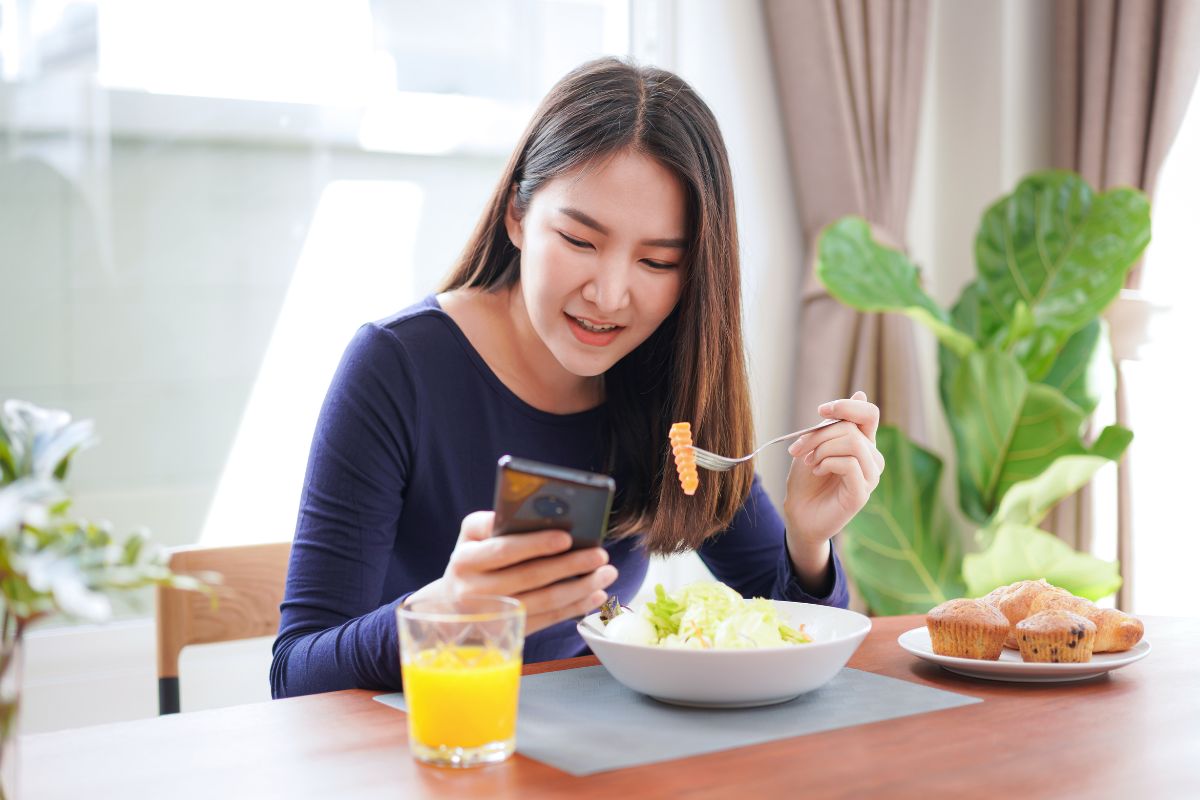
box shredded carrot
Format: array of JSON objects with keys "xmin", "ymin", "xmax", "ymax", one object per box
[{"xmin": 668, "ymin": 422, "xmax": 699, "ymax": 496}]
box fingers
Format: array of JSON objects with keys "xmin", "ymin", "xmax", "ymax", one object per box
[
  {"xmin": 457, "ymin": 510, "xmax": 495, "ymax": 543},
  {"xmin": 446, "ymin": 512, "xmax": 619, "ymax": 636},
  {"xmin": 789, "ymin": 420, "xmax": 884, "ymax": 493},
  {"xmin": 812, "ymin": 455, "xmax": 872, "ymax": 506},
  {"xmin": 805, "ymin": 434, "xmax": 881, "ymax": 488},
  {"xmin": 466, "ymin": 546, "xmax": 611, "ymax": 596},
  {"xmin": 817, "ymin": 391, "xmax": 881, "ymax": 442},
  {"xmin": 789, "ymin": 419, "xmax": 856, "ymax": 455},
  {"xmin": 453, "ymin": 528, "xmax": 572, "ymax": 573}
]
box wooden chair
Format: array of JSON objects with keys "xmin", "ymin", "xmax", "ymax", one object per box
[{"xmin": 155, "ymin": 541, "xmax": 292, "ymax": 714}]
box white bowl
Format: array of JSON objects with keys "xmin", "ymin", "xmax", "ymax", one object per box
[{"xmin": 576, "ymin": 600, "xmax": 872, "ymax": 708}]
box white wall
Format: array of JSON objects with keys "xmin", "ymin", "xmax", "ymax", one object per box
[
  {"xmin": 24, "ymin": 620, "xmax": 273, "ymax": 733},
  {"xmin": 909, "ymin": 0, "xmax": 1055, "ymax": 307}
]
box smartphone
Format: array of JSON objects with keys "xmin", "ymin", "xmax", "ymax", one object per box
[{"xmin": 492, "ymin": 455, "xmax": 615, "ymax": 551}]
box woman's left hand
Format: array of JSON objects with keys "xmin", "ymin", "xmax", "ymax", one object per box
[{"xmin": 783, "ymin": 391, "xmax": 884, "ymax": 553}]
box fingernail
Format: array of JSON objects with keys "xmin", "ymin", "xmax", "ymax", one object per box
[
  {"xmin": 818, "ymin": 402, "xmax": 834, "ymax": 415},
  {"xmin": 804, "ymin": 451, "xmax": 815, "ymax": 465}
]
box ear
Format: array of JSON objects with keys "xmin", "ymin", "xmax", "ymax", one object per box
[{"xmin": 503, "ymin": 185, "xmax": 524, "ymax": 251}]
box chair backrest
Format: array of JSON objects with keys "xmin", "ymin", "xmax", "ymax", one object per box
[{"xmin": 155, "ymin": 541, "xmax": 291, "ymax": 714}]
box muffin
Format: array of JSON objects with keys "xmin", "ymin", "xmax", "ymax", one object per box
[
  {"xmin": 1029, "ymin": 591, "xmax": 1144, "ymax": 653},
  {"xmin": 926, "ymin": 598, "xmax": 1010, "ymax": 660},
  {"xmin": 983, "ymin": 579, "xmax": 1057, "ymax": 649},
  {"xmin": 1015, "ymin": 610, "xmax": 1096, "ymax": 663}
]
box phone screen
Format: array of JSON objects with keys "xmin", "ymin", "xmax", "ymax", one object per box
[{"xmin": 492, "ymin": 456, "xmax": 615, "ymax": 550}]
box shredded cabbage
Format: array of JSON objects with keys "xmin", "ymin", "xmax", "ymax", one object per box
[{"xmin": 606, "ymin": 581, "xmax": 811, "ymax": 649}]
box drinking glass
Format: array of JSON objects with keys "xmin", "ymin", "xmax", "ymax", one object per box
[{"xmin": 397, "ymin": 595, "xmax": 525, "ymax": 767}]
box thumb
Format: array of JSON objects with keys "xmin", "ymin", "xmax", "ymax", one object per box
[
  {"xmin": 458, "ymin": 510, "xmax": 495, "ymax": 543},
  {"xmin": 851, "ymin": 390, "xmax": 867, "ymax": 401}
]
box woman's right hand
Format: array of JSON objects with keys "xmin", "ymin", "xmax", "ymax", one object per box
[{"xmin": 410, "ymin": 511, "xmax": 618, "ymax": 635}]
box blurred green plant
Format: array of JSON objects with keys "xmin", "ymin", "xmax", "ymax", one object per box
[
  {"xmin": 817, "ymin": 170, "xmax": 1149, "ymax": 615},
  {"xmin": 0, "ymin": 400, "xmax": 208, "ymax": 798}
]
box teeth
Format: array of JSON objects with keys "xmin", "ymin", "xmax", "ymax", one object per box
[{"xmin": 575, "ymin": 317, "xmax": 618, "ymax": 333}]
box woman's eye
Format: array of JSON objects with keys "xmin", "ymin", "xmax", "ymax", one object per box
[
  {"xmin": 642, "ymin": 259, "xmax": 678, "ymax": 270},
  {"xmin": 558, "ymin": 232, "xmax": 592, "ymax": 249}
]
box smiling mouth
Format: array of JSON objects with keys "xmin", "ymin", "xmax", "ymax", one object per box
[
  {"xmin": 565, "ymin": 313, "xmax": 624, "ymax": 345},
  {"xmin": 572, "ymin": 315, "xmax": 621, "ymax": 333}
]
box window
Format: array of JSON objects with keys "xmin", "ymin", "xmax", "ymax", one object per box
[
  {"xmin": 0, "ymin": 2, "xmax": 669, "ymax": 621},
  {"xmin": 1123, "ymin": 80, "xmax": 1200, "ymax": 616}
]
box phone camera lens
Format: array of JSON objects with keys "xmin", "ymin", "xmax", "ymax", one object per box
[{"xmin": 534, "ymin": 495, "xmax": 569, "ymax": 518}]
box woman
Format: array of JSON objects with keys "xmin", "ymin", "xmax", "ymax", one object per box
[{"xmin": 271, "ymin": 58, "xmax": 883, "ymax": 698}]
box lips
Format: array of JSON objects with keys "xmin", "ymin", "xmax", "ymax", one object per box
[{"xmin": 565, "ymin": 312, "xmax": 623, "ymax": 346}]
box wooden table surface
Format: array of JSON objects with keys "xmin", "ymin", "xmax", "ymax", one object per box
[{"xmin": 23, "ymin": 615, "xmax": 1200, "ymax": 799}]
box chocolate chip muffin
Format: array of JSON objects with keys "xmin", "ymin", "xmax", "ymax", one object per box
[{"xmin": 1016, "ymin": 610, "xmax": 1097, "ymax": 663}]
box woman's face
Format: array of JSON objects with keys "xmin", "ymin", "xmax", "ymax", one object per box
[{"xmin": 505, "ymin": 150, "xmax": 687, "ymax": 378}]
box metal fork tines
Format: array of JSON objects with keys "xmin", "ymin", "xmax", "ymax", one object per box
[{"xmin": 690, "ymin": 418, "xmax": 840, "ymax": 472}]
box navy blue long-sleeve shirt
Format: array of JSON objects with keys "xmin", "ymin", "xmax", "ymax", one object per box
[{"xmin": 271, "ymin": 296, "xmax": 849, "ymax": 698}]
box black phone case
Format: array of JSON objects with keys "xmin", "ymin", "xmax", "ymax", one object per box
[{"xmin": 492, "ymin": 455, "xmax": 615, "ymax": 550}]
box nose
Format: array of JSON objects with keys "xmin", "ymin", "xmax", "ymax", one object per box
[{"xmin": 581, "ymin": 261, "xmax": 632, "ymax": 315}]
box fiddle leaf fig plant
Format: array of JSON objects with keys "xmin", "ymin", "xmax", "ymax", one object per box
[{"xmin": 816, "ymin": 170, "xmax": 1150, "ymax": 614}]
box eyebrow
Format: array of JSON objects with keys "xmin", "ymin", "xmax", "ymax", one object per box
[{"xmin": 558, "ymin": 207, "xmax": 687, "ymax": 249}]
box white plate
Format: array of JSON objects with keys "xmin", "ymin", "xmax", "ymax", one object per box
[
  {"xmin": 897, "ymin": 626, "xmax": 1151, "ymax": 683},
  {"xmin": 578, "ymin": 601, "xmax": 872, "ymax": 707}
]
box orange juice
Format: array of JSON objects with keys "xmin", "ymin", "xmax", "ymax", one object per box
[{"xmin": 402, "ymin": 645, "xmax": 521, "ymax": 749}]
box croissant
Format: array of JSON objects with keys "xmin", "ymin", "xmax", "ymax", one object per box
[{"xmin": 1028, "ymin": 588, "xmax": 1144, "ymax": 653}]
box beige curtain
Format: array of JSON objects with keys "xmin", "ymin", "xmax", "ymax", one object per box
[
  {"xmin": 1054, "ymin": 0, "xmax": 1200, "ymax": 289},
  {"xmin": 762, "ymin": 0, "xmax": 931, "ymax": 442},
  {"xmin": 1048, "ymin": 0, "xmax": 1200, "ymax": 609}
]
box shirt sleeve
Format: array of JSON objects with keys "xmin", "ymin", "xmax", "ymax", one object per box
[
  {"xmin": 696, "ymin": 474, "xmax": 850, "ymax": 608},
  {"xmin": 271, "ymin": 323, "xmax": 420, "ymax": 698}
]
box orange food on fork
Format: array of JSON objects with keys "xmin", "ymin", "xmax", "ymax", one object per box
[{"xmin": 668, "ymin": 422, "xmax": 699, "ymax": 495}]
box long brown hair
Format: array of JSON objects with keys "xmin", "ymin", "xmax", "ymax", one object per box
[{"xmin": 441, "ymin": 57, "xmax": 754, "ymax": 554}]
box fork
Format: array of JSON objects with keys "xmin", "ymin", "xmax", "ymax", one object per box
[{"xmin": 690, "ymin": 418, "xmax": 841, "ymax": 472}]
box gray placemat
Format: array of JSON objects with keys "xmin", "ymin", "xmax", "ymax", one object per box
[{"xmin": 375, "ymin": 665, "xmax": 979, "ymax": 775}]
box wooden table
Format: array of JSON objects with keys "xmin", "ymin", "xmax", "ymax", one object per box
[{"xmin": 23, "ymin": 615, "xmax": 1200, "ymax": 798}]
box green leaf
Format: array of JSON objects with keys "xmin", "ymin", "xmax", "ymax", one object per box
[
  {"xmin": 944, "ymin": 349, "xmax": 1027, "ymax": 523},
  {"xmin": 817, "ymin": 217, "xmax": 975, "ymax": 357},
  {"xmin": 840, "ymin": 426, "xmax": 965, "ymax": 615},
  {"xmin": 975, "ymin": 170, "xmax": 1150, "ymax": 345},
  {"xmin": 962, "ymin": 523, "xmax": 1122, "ymax": 601},
  {"xmin": 1000, "ymin": 301, "xmax": 1035, "ymax": 350},
  {"xmin": 983, "ymin": 432, "xmax": 1132, "ymax": 535},
  {"xmin": 946, "ymin": 349, "xmax": 1127, "ymax": 524},
  {"xmin": 949, "ymin": 271, "xmax": 1106, "ymax": 407},
  {"xmin": 1038, "ymin": 319, "xmax": 1104, "ymax": 414},
  {"xmin": 0, "ymin": 438, "xmax": 15, "ymax": 485},
  {"xmin": 949, "ymin": 280, "xmax": 1006, "ymax": 345}
]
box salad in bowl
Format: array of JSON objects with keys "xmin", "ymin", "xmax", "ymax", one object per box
[
  {"xmin": 577, "ymin": 581, "xmax": 871, "ymax": 707},
  {"xmin": 601, "ymin": 582, "xmax": 812, "ymax": 649}
]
